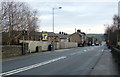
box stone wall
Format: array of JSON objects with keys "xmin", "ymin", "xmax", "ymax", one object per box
[
  {"xmin": 54, "ymin": 42, "xmax": 60, "ymax": 50},
  {"xmin": 59, "ymin": 42, "xmax": 77, "ymax": 49},
  {"xmin": 1, "ymin": 45, "xmax": 22, "ymax": 58},
  {"xmin": 24, "ymin": 41, "xmax": 51, "ymax": 52},
  {"xmin": 23, "ymin": 41, "xmax": 78, "ymax": 52},
  {"xmin": 1, "ymin": 41, "xmax": 78, "ymax": 58}
]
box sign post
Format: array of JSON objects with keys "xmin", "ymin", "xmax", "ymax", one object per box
[{"xmin": 22, "ymin": 30, "xmax": 27, "ymax": 55}]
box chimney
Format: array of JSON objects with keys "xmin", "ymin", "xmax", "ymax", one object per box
[
  {"xmin": 77, "ymin": 29, "xmax": 81, "ymax": 33},
  {"xmin": 75, "ymin": 28, "xmax": 76, "ymax": 32},
  {"xmin": 59, "ymin": 32, "xmax": 61, "ymax": 34}
]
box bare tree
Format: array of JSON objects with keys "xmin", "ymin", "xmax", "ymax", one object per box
[
  {"xmin": 0, "ymin": 1, "xmax": 39, "ymax": 45},
  {"xmin": 105, "ymin": 15, "xmax": 120, "ymax": 47}
]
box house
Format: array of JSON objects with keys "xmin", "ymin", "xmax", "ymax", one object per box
[
  {"xmin": 87, "ymin": 37, "xmax": 94, "ymax": 46},
  {"xmin": 2, "ymin": 31, "xmax": 60, "ymax": 45},
  {"xmin": 69, "ymin": 29, "xmax": 87, "ymax": 47},
  {"xmin": 33, "ymin": 31, "xmax": 59, "ymax": 42},
  {"xmin": 56, "ymin": 32, "xmax": 69, "ymax": 42}
]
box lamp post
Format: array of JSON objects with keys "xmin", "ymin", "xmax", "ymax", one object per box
[
  {"xmin": 52, "ymin": 7, "xmax": 62, "ymax": 51},
  {"xmin": 118, "ymin": 1, "xmax": 120, "ymax": 46}
]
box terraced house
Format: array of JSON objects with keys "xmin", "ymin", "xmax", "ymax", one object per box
[{"xmin": 69, "ymin": 29, "xmax": 87, "ymax": 47}]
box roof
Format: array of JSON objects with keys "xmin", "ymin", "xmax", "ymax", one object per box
[
  {"xmin": 36, "ymin": 32, "xmax": 58, "ymax": 37},
  {"xmin": 1, "ymin": 31, "xmax": 58, "ymax": 38},
  {"xmin": 69, "ymin": 32, "xmax": 83, "ymax": 37},
  {"xmin": 56, "ymin": 34, "xmax": 68, "ymax": 39}
]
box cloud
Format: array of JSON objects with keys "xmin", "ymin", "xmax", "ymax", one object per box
[
  {"xmin": 5, "ymin": 0, "xmax": 118, "ymax": 2},
  {"xmin": 40, "ymin": 14, "xmax": 52, "ymax": 20},
  {"xmin": 40, "ymin": 24, "xmax": 105, "ymax": 34},
  {"xmin": 27, "ymin": 2, "xmax": 117, "ymax": 34}
]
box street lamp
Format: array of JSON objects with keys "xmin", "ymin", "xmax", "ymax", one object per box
[
  {"xmin": 118, "ymin": 1, "xmax": 120, "ymax": 46},
  {"xmin": 52, "ymin": 7, "xmax": 62, "ymax": 51}
]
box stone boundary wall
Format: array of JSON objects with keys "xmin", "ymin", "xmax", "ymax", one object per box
[
  {"xmin": 1, "ymin": 41, "xmax": 78, "ymax": 58},
  {"xmin": 1, "ymin": 45, "xmax": 22, "ymax": 58},
  {"xmin": 59, "ymin": 42, "xmax": 77, "ymax": 49},
  {"xmin": 23, "ymin": 41, "xmax": 78, "ymax": 52},
  {"xmin": 24, "ymin": 41, "xmax": 51, "ymax": 52}
]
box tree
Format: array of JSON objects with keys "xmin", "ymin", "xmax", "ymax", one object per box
[
  {"xmin": 105, "ymin": 15, "xmax": 120, "ymax": 47},
  {"xmin": 0, "ymin": 1, "xmax": 39, "ymax": 45}
]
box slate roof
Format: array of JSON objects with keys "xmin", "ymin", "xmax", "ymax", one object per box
[
  {"xmin": 36, "ymin": 32, "xmax": 58, "ymax": 37},
  {"xmin": 56, "ymin": 34, "xmax": 69, "ymax": 39}
]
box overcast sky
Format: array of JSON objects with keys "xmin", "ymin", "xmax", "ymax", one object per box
[{"xmin": 26, "ymin": 0, "xmax": 118, "ymax": 34}]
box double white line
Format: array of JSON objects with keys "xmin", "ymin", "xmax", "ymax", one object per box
[{"xmin": 0, "ymin": 56, "xmax": 66, "ymax": 76}]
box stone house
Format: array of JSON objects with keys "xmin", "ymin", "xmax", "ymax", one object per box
[
  {"xmin": 2, "ymin": 31, "xmax": 60, "ymax": 45},
  {"xmin": 69, "ymin": 30, "xmax": 87, "ymax": 46},
  {"xmin": 32, "ymin": 31, "xmax": 59, "ymax": 42},
  {"xmin": 56, "ymin": 32, "xmax": 69, "ymax": 42}
]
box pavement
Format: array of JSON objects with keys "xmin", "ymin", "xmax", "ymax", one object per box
[
  {"xmin": 1, "ymin": 45, "xmax": 119, "ymax": 76},
  {"xmin": 90, "ymin": 47, "xmax": 119, "ymax": 75}
]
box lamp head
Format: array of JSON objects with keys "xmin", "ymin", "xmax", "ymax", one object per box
[{"xmin": 59, "ymin": 7, "xmax": 62, "ymax": 9}]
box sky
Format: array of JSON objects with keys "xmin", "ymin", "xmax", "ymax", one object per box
[{"xmin": 25, "ymin": 0, "xmax": 119, "ymax": 34}]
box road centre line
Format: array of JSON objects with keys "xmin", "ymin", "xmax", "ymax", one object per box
[
  {"xmin": 1, "ymin": 56, "xmax": 66, "ymax": 76},
  {"xmin": 69, "ymin": 50, "xmax": 89, "ymax": 56},
  {"xmin": 69, "ymin": 53, "xmax": 76, "ymax": 55}
]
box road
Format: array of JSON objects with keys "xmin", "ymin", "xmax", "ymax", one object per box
[{"xmin": 1, "ymin": 45, "xmax": 116, "ymax": 76}]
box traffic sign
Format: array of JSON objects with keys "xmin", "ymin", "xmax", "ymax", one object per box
[{"xmin": 22, "ymin": 30, "xmax": 27, "ymax": 35}]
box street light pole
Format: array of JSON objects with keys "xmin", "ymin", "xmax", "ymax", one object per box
[
  {"xmin": 52, "ymin": 7, "xmax": 62, "ymax": 51},
  {"xmin": 118, "ymin": 1, "xmax": 120, "ymax": 46},
  {"xmin": 52, "ymin": 8, "xmax": 55, "ymax": 51}
]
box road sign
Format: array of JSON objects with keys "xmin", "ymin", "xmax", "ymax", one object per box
[
  {"xmin": 42, "ymin": 33, "xmax": 48, "ymax": 41},
  {"xmin": 22, "ymin": 30, "xmax": 27, "ymax": 35}
]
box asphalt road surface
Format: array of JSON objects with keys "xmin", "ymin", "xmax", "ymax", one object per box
[{"xmin": 1, "ymin": 44, "xmax": 117, "ymax": 76}]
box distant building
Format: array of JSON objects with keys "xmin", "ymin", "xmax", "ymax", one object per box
[
  {"xmin": 69, "ymin": 29, "xmax": 87, "ymax": 46},
  {"xmin": 34, "ymin": 31, "xmax": 59, "ymax": 42},
  {"xmin": 56, "ymin": 32, "xmax": 69, "ymax": 42},
  {"xmin": 2, "ymin": 31, "xmax": 60, "ymax": 45},
  {"xmin": 87, "ymin": 34, "xmax": 104, "ymax": 45},
  {"xmin": 87, "ymin": 37, "xmax": 95, "ymax": 46}
]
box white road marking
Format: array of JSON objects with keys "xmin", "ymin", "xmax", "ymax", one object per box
[
  {"xmin": 55, "ymin": 49, "xmax": 70, "ymax": 52},
  {"xmin": 69, "ymin": 50, "xmax": 88, "ymax": 56},
  {"xmin": 1, "ymin": 56, "xmax": 66, "ymax": 76},
  {"xmin": 84, "ymin": 50, "xmax": 87, "ymax": 52},
  {"xmin": 69, "ymin": 53, "xmax": 76, "ymax": 55},
  {"xmin": 95, "ymin": 53, "xmax": 101, "ymax": 56}
]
